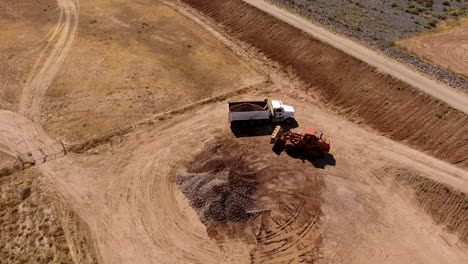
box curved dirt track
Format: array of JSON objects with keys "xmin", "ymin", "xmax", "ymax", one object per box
[
  {"xmin": 19, "ymin": 0, "xmax": 79, "ymax": 121},
  {"xmin": 0, "ymin": 0, "xmax": 79, "ymax": 156},
  {"xmin": 398, "ymin": 18, "xmax": 468, "ymax": 78}
]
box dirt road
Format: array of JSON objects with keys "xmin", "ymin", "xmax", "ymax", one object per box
[
  {"xmin": 19, "ymin": 0, "xmax": 79, "ymax": 121},
  {"xmin": 242, "ymin": 0, "xmax": 468, "ymax": 114}
]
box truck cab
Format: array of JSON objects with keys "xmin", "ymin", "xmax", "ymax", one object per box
[{"xmin": 270, "ymin": 100, "xmax": 295, "ymax": 124}]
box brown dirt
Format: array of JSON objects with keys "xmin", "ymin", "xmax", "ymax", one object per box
[
  {"xmin": 229, "ymin": 103, "xmax": 265, "ymax": 112},
  {"xmin": 0, "ymin": 169, "xmax": 97, "ymax": 264},
  {"xmin": 181, "ymin": 0, "xmax": 468, "ymax": 169},
  {"xmin": 176, "ymin": 137, "xmax": 323, "ymax": 264},
  {"xmin": 397, "ymin": 18, "xmax": 468, "ymax": 77},
  {"xmin": 392, "ymin": 167, "xmax": 468, "ymax": 243}
]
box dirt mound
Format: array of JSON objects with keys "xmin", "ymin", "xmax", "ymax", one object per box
[
  {"xmin": 229, "ymin": 103, "xmax": 265, "ymax": 112},
  {"xmin": 181, "ymin": 0, "xmax": 468, "ymax": 168},
  {"xmin": 176, "ymin": 141, "xmax": 264, "ymax": 225},
  {"xmin": 176, "ymin": 136, "xmax": 324, "ymax": 263},
  {"xmin": 394, "ymin": 169, "xmax": 468, "ymax": 243}
]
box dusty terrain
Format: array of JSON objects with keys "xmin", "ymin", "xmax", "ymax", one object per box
[
  {"xmin": 398, "ymin": 18, "xmax": 468, "ymax": 77},
  {"xmin": 0, "ymin": 0, "xmax": 467, "ymax": 263}
]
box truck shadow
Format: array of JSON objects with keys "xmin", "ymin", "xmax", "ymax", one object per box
[
  {"xmin": 230, "ymin": 126, "xmax": 273, "ymax": 137},
  {"xmin": 230, "ymin": 121, "xmax": 299, "ymax": 138}
]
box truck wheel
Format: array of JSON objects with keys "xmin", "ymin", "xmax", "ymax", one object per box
[{"xmin": 285, "ymin": 118, "xmax": 294, "ymax": 125}]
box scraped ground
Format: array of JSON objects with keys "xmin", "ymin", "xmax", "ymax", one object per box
[
  {"xmin": 397, "ymin": 18, "xmax": 468, "ymax": 77},
  {"xmin": 1, "ymin": 0, "xmax": 468, "ymax": 263}
]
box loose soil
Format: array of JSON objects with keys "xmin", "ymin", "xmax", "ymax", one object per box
[
  {"xmin": 176, "ymin": 137, "xmax": 323, "ymax": 264},
  {"xmin": 397, "ymin": 18, "xmax": 468, "ymax": 77},
  {"xmin": 229, "ymin": 103, "xmax": 265, "ymax": 112},
  {"xmin": 181, "ymin": 0, "xmax": 468, "ymax": 168}
]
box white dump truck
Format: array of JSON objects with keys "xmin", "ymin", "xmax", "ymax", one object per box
[{"xmin": 228, "ymin": 99, "xmax": 295, "ymax": 127}]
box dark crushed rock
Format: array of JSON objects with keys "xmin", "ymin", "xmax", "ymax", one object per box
[
  {"xmin": 269, "ymin": 0, "xmax": 467, "ymax": 91},
  {"xmin": 176, "ymin": 141, "xmax": 265, "ymax": 225},
  {"xmin": 229, "ymin": 103, "xmax": 265, "ymax": 112}
]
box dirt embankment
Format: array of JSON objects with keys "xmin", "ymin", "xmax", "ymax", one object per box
[
  {"xmin": 181, "ymin": 0, "xmax": 468, "ymax": 168},
  {"xmin": 0, "ymin": 169, "xmax": 97, "ymax": 264},
  {"xmin": 393, "ymin": 168, "xmax": 468, "ymax": 243}
]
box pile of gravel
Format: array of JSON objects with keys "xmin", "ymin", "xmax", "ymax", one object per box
[
  {"xmin": 229, "ymin": 103, "xmax": 265, "ymax": 112},
  {"xmin": 176, "ymin": 142, "xmax": 265, "ymax": 225}
]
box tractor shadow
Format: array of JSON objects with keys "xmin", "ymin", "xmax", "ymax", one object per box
[
  {"xmin": 231, "ymin": 120, "xmax": 299, "ymax": 138},
  {"xmin": 284, "ymin": 150, "xmax": 336, "ymax": 169},
  {"xmin": 311, "ymin": 154, "xmax": 336, "ymax": 169}
]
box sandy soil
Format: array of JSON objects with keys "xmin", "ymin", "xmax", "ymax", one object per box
[
  {"xmin": 397, "ymin": 18, "xmax": 468, "ymax": 78},
  {"xmin": 1, "ymin": 0, "xmax": 468, "ymax": 263}
]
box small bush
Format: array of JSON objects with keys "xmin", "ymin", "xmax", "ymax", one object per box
[
  {"xmin": 391, "ymin": 2, "xmax": 399, "ymax": 8},
  {"xmin": 443, "ymin": 1, "xmax": 450, "ymax": 6}
]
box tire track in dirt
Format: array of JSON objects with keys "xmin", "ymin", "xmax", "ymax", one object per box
[
  {"xmin": 18, "ymin": 0, "xmax": 79, "ymax": 121},
  {"xmin": 0, "ymin": 0, "xmax": 79, "ymax": 156}
]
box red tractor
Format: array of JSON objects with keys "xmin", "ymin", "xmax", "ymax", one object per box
[{"xmin": 271, "ymin": 126, "xmax": 330, "ymax": 160}]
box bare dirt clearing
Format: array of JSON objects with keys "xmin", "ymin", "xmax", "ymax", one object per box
[
  {"xmin": 60, "ymin": 89, "xmax": 467, "ymax": 264},
  {"xmin": 398, "ymin": 18, "xmax": 468, "ymax": 77}
]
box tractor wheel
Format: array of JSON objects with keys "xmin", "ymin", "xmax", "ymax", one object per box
[
  {"xmin": 272, "ymin": 139, "xmax": 286, "ymax": 155},
  {"xmin": 285, "ymin": 143, "xmax": 299, "ymax": 158}
]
